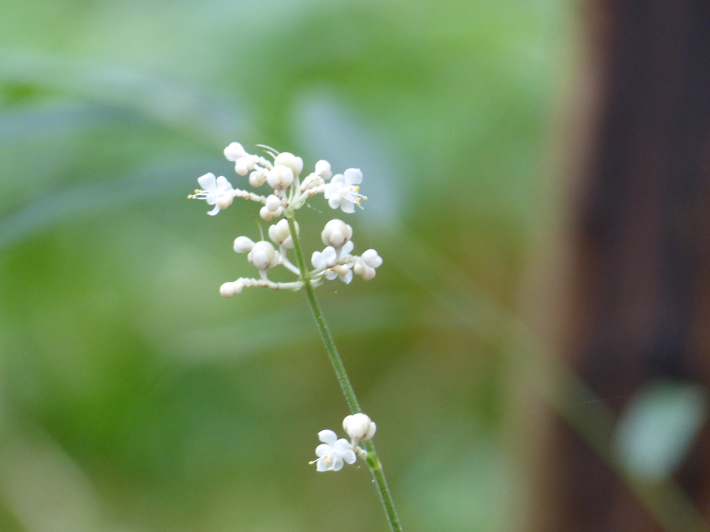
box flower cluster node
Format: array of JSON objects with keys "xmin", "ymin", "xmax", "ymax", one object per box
[
  {"xmin": 311, "ymin": 414, "xmax": 376, "ymax": 472},
  {"xmin": 189, "ymin": 142, "xmax": 382, "ymax": 296}
]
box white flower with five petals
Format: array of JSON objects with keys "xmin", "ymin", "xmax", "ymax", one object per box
[
  {"xmin": 191, "ymin": 173, "xmax": 234, "ymax": 216},
  {"xmin": 311, "ymin": 430, "xmax": 356, "ymax": 472},
  {"xmin": 325, "ymin": 169, "xmax": 366, "ymax": 213}
]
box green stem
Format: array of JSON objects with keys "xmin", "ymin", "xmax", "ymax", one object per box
[{"xmin": 286, "ymin": 215, "xmax": 403, "ymax": 532}]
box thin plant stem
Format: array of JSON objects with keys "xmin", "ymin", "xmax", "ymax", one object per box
[{"xmin": 286, "ymin": 215, "xmax": 403, "ymax": 532}]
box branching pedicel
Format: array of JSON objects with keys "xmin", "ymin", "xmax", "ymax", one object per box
[{"xmin": 188, "ymin": 144, "xmax": 402, "ymax": 532}]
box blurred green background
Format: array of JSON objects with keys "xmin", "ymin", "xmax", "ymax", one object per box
[{"xmin": 0, "ymin": 1, "xmax": 575, "ymax": 531}]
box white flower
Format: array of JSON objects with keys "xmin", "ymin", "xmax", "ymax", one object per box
[
  {"xmin": 315, "ymin": 160, "xmax": 332, "ymax": 180},
  {"xmin": 191, "ymin": 173, "xmax": 234, "ymax": 216},
  {"xmin": 343, "ymin": 413, "xmax": 376, "ymax": 442},
  {"xmin": 311, "ymin": 430, "xmax": 356, "ymax": 472},
  {"xmin": 267, "ymin": 165, "xmax": 294, "ymax": 190},
  {"xmin": 312, "ymin": 241, "xmax": 354, "ymax": 283},
  {"xmin": 324, "ymin": 168, "xmax": 365, "ymax": 213},
  {"xmin": 248, "ymin": 241, "xmax": 280, "ymax": 270},
  {"xmin": 354, "ymin": 249, "xmax": 382, "ymax": 280},
  {"xmin": 321, "ymin": 219, "xmax": 353, "ymax": 248}
]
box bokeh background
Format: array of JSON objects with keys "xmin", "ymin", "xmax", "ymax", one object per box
[{"xmin": 6, "ymin": 1, "xmax": 705, "ymax": 532}]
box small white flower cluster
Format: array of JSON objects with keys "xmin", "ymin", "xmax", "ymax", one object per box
[
  {"xmin": 310, "ymin": 413, "xmax": 377, "ymax": 472},
  {"xmin": 189, "ymin": 143, "xmax": 382, "ymax": 296}
]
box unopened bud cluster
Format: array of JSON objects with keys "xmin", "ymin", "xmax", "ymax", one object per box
[
  {"xmin": 189, "ymin": 143, "xmax": 382, "ymax": 296},
  {"xmin": 310, "ymin": 413, "xmax": 377, "ymax": 472}
]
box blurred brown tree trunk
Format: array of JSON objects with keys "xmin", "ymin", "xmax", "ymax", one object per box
[{"xmin": 532, "ymin": 0, "xmax": 710, "ymax": 531}]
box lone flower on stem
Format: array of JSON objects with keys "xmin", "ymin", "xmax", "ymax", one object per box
[{"xmin": 311, "ymin": 414, "xmax": 377, "ymax": 472}]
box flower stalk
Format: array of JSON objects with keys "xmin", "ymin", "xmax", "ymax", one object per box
[
  {"xmin": 189, "ymin": 142, "xmax": 398, "ymax": 531},
  {"xmin": 287, "ymin": 215, "xmax": 403, "ymax": 532}
]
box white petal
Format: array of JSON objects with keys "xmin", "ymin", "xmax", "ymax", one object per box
[
  {"xmin": 344, "ymin": 168, "xmax": 362, "ymax": 185},
  {"xmin": 334, "ymin": 439, "xmax": 352, "ymax": 452},
  {"xmin": 328, "ymin": 196, "xmax": 342, "ymax": 210},
  {"xmin": 323, "ymin": 246, "xmax": 337, "ymax": 265},
  {"xmin": 326, "ymin": 270, "xmax": 338, "ymax": 280},
  {"xmin": 330, "ymin": 456, "xmax": 344, "ymax": 471},
  {"xmin": 207, "ymin": 204, "xmax": 221, "ymax": 216},
  {"xmin": 318, "ymin": 430, "xmax": 337, "ymax": 445},
  {"xmin": 216, "ymin": 175, "xmax": 234, "ymax": 191},
  {"xmin": 343, "ymin": 449, "xmax": 357, "ymax": 464},
  {"xmin": 316, "ymin": 457, "xmax": 330, "ymax": 472},
  {"xmin": 340, "ymin": 269, "xmax": 353, "ymax": 284},
  {"xmin": 341, "ymin": 200, "xmax": 355, "ymax": 214},
  {"xmin": 198, "ymin": 172, "xmax": 217, "ymax": 190},
  {"xmin": 342, "ymin": 241, "xmax": 354, "ymax": 256},
  {"xmin": 330, "ymin": 174, "xmax": 345, "ymax": 187},
  {"xmin": 315, "ymin": 443, "xmax": 330, "ymax": 457},
  {"xmin": 312, "ymin": 252, "xmax": 327, "ymax": 270}
]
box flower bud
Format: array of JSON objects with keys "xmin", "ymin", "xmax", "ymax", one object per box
[
  {"xmin": 315, "ymin": 160, "xmax": 332, "ymax": 180},
  {"xmin": 266, "ymin": 165, "xmax": 294, "ymax": 190},
  {"xmin": 234, "ymin": 236, "xmax": 255, "ymax": 253},
  {"xmin": 249, "ymin": 170, "xmax": 266, "ymax": 187},
  {"xmin": 361, "ymin": 249, "xmax": 383, "ymax": 268},
  {"xmin": 343, "ymin": 413, "xmax": 376, "ymax": 441},
  {"xmin": 354, "ymin": 262, "xmax": 376, "ymax": 280},
  {"xmin": 260, "ymin": 206, "xmax": 274, "ymax": 221},
  {"xmin": 266, "ymin": 194, "xmax": 282, "ymax": 212},
  {"xmin": 220, "ymin": 281, "xmax": 243, "ymax": 297},
  {"xmin": 235, "ymin": 158, "xmax": 250, "ymax": 176},
  {"xmin": 216, "ymin": 193, "xmax": 233, "ymax": 210},
  {"xmin": 268, "ymin": 219, "xmax": 299, "ymax": 247},
  {"xmin": 224, "ymin": 142, "xmax": 248, "ymax": 162},
  {"xmin": 248, "ymin": 241, "xmax": 279, "ymax": 270},
  {"xmin": 274, "ymin": 152, "xmax": 304, "ymax": 176},
  {"xmin": 321, "ymin": 219, "xmax": 353, "ymax": 248}
]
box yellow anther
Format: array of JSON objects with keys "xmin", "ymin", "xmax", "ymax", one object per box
[
  {"xmin": 363, "ymin": 196, "xmax": 368, "ymax": 201},
  {"xmin": 355, "ymin": 186, "xmax": 360, "ymax": 192},
  {"xmin": 194, "ymin": 189, "xmax": 201, "ymax": 193},
  {"xmin": 187, "ymin": 195, "xmax": 192, "ymax": 199}
]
